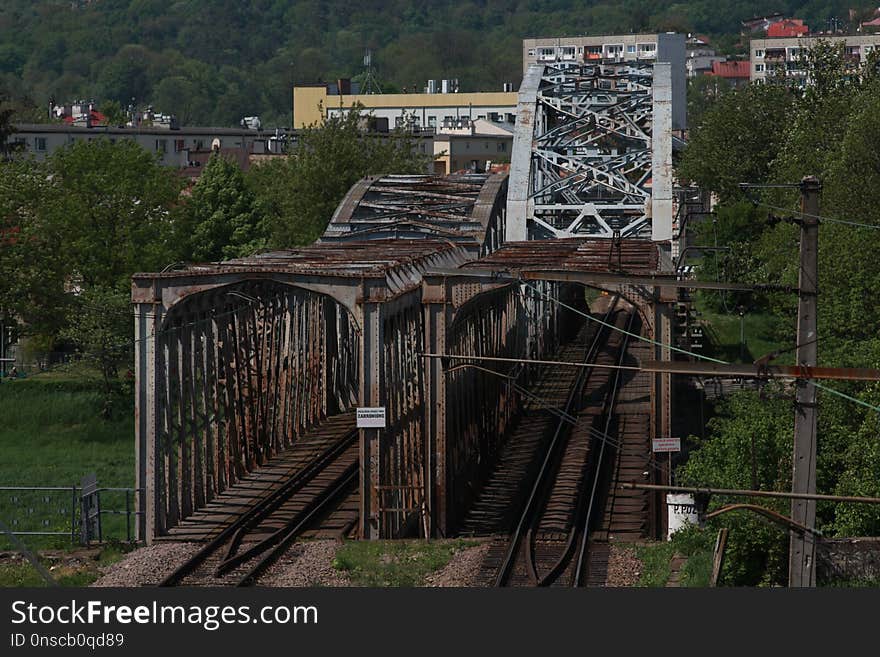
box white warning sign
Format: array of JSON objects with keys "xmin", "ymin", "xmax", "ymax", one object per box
[
  {"xmin": 357, "ymin": 407, "xmax": 386, "ymax": 428},
  {"xmin": 652, "ymin": 437, "xmax": 681, "ymax": 453}
]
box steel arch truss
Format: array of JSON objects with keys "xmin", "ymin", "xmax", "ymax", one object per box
[
  {"xmin": 323, "ymin": 173, "xmax": 508, "ymax": 255},
  {"xmin": 148, "ymin": 280, "xmax": 359, "ymax": 536},
  {"xmin": 509, "ymin": 61, "xmax": 671, "ymax": 240}
]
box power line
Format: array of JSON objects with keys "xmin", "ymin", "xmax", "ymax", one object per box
[
  {"xmin": 518, "ymin": 279, "xmax": 880, "ymax": 415},
  {"xmin": 518, "ymin": 282, "xmax": 728, "ymax": 364},
  {"xmin": 758, "ymin": 201, "xmax": 880, "ymax": 231}
]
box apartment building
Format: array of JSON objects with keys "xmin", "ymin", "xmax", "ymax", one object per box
[
  {"xmin": 750, "ymin": 34, "xmax": 880, "ymax": 82},
  {"xmin": 9, "ymin": 123, "xmax": 290, "ymax": 169},
  {"xmin": 293, "ymin": 81, "xmax": 518, "ymax": 132},
  {"xmin": 521, "ymin": 32, "xmax": 685, "ymax": 73},
  {"xmin": 686, "ymin": 36, "xmax": 725, "ymax": 78}
]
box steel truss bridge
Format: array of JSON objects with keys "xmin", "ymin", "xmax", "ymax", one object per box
[
  {"xmin": 507, "ymin": 60, "xmax": 675, "ymax": 242},
  {"xmin": 134, "ymin": 58, "xmax": 685, "ymax": 542}
]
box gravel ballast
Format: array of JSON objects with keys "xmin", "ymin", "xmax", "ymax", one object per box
[
  {"xmin": 261, "ymin": 540, "xmax": 350, "ymax": 587},
  {"xmin": 424, "ymin": 541, "xmax": 492, "ymax": 587},
  {"xmin": 604, "ymin": 544, "xmax": 642, "ymax": 587},
  {"xmin": 91, "ymin": 543, "xmax": 202, "ymax": 587}
]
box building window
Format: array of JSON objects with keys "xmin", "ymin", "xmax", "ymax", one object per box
[
  {"xmin": 538, "ymin": 47, "xmax": 555, "ymax": 60},
  {"xmin": 498, "ymin": 142, "xmax": 507, "ymax": 153},
  {"xmin": 755, "ymin": 64, "xmax": 765, "ymax": 72},
  {"xmin": 627, "ymin": 45, "xmax": 636, "ymax": 53},
  {"xmin": 560, "ymin": 46, "xmax": 575, "ymax": 60},
  {"xmin": 34, "ymin": 137, "xmax": 47, "ymax": 152},
  {"xmin": 527, "ymin": 49, "xmax": 535, "ymax": 57},
  {"xmin": 428, "ymin": 116, "xmax": 437, "ymax": 128},
  {"xmin": 155, "ymin": 139, "xmax": 167, "ymax": 154},
  {"xmin": 395, "ymin": 116, "xmax": 403, "ymax": 127},
  {"xmin": 755, "ymin": 49, "xmax": 764, "ymax": 58}
]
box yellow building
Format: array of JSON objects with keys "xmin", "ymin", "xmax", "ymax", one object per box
[{"xmin": 293, "ymin": 83, "xmax": 518, "ymax": 131}]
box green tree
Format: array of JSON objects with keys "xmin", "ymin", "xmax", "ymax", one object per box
[
  {"xmin": 98, "ymin": 99, "xmax": 126, "ymax": 126},
  {"xmin": 678, "ymin": 389, "xmax": 793, "ymax": 585},
  {"xmin": 0, "ymin": 89, "xmax": 19, "ymax": 159},
  {"xmin": 681, "ymin": 42, "xmax": 880, "ymax": 585},
  {"xmin": 48, "ymin": 138, "xmax": 182, "ymax": 289},
  {"xmin": 686, "ymin": 74, "xmax": 731, "ymax": 129},
  {"xmin": 250, "ymin": 106, "xmax": 432, "ymax": 248},
  {"xmin": 1, "ymin": 140, "xmax": 181, "ymax": 391},
  {"xmin": 59, "ymin": 285, "xmax": 132, "ymax": 413},
  {"xmin": 678, "ymin": 82, "xmax": 794, "ymax": 202},
  {"xmin": 0, "ymin": 158, "xmax": 69, "ymax": 337},
  {"xmin": 178, "ymin": 152, "xmax": 268, "ymax": 261}
]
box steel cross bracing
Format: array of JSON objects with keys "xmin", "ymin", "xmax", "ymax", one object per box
[
  {"xmin": 323, "ymin": 174, "xmax": 508, "ymax": 255},
  {"xmin": 509, "ymin": 61, "xmax": 672, "ymax": 240}
]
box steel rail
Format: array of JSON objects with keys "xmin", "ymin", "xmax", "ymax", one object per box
[
  {"xmin": 572, "ymin": 311, "xmax": 635, "ymax": 587},
  {"xmin": 158, "ymin": 428, "xmax": 358, "ymax": 587},
  {"xmin": 494, "ymin": 297, "xmax": 620, "ymax": 587},
  {"xmin": 236, "ymin": 465, "xmax": 359, "ymax": 586},
  {"xmin": 532, "ymin": 309, "xmax": 634, "ymax": 587}
]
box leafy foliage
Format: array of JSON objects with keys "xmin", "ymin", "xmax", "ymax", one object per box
[
  {"xmin": 179, "ymin": 153, "xmax": 268, "ymax": 261},
  {"xmin": 59, "ymin": 286, "xmax": 132, "ymax": 407},
  {"xmin": 679, "ymin": 83, "xmax": 794, "ymax": 202},
  {"xmin": 0, "ymin": 139, "xmax": 180, "ymax": 405},
  {"xmin": 1, "ymin": 1, "xmax": 874, "ymax": 127},
  {"xmin": 250, "ymin": 106, "xmax": 431, "ymax": 247},
  {"xmin": 681, "ymin": 42, "xmax": 880, "ymax": 584}
]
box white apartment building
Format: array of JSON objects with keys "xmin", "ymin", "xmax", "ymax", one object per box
[
  {"xmin": 750, "ymin": 34, "xmax": 880, "ymax": 81},
  {"xmin": 522, "ymin": 32, "xmax": 685, "ymax": 72}
]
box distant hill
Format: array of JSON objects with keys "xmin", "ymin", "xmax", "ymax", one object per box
[{"xmin": 0, "ymin": 1, "xmax": 871, "ymax": 127}]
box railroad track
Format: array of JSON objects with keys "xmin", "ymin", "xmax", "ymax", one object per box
[
  {"xmin": 486, "ymin": 297, "xmax": 636, "ymax": 587},
  {"xmin": 458, "ymin": 311, "xmax": 603, "ymax": 537},
  {"xmin": 160, "ymin": 421, "xmax": 359, "ymax": 587}
]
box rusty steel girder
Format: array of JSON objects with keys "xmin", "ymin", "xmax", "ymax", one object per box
[
  {"xmin": 134, "ymin": 239, "xmax": 471, "ymax": 542},
  {"xmin": 322, "ymin": 173, "xmax": 509, "ymax": 255},
  {"xmin": 422, "ymin": 271, "xmax": 590, "ymax": 536}
]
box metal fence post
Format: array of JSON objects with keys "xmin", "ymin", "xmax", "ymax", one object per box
[{"xmin": 70, "ymin": 485, "xmax": 77, "ymax": 544}]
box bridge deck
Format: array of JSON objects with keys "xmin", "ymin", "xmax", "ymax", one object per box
[{"xmin": 156, "ymin": 412, "xmax": 357, "ymax": 543}]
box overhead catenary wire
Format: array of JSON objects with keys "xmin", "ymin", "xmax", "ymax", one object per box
[
  {"xmin": 757, "ymin": 200, "xmax": 880, "ymax": 231},
  {"xmin": 517, "ymin": 279, "xmax": 880, "ymax": 415}
]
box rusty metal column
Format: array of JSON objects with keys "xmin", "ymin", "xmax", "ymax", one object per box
[
  {"xmin": 359, "ymin": 294, "xmax": 384, "ymax": 540},
  {"xmin": 789, "ymin": 176, "xmax": 820, "ymax": 587},
  {"xmin": 134, "ymin": 301, "xmax": 161, "ymax": 543},
  {"xmin": 653, "ymin": 291, "xmax": 673, "ymax": 459},
  {"xmin": 422, "ymin": 276, "xmax": 451, "ymax": 537}
]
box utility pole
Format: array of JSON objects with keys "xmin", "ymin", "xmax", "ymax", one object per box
[{"xmin": 789, "ymin": 176, "xmax": 820, "ymax": 587}]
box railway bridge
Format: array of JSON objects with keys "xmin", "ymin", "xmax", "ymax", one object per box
[{"xmin": 133, "ymin": 57, "xmax": 684, "ymax": 548}]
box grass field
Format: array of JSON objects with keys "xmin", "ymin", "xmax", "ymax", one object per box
[
  {"xmin": 0, "ymin": 367, "xmax": 135, "ymax": 550},
  {"xmin": 634, "ymin": 527, "xmax": 716, "ymax": 587},
  {"xmin": 332, "ymin": 539, "xmax": 479, "ymax": 586},
  {"xmin": 694, "ymin": 297, "xmax": 789, "ymax": 365}
]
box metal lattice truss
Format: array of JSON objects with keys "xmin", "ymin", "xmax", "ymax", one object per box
[
  {"xmin": 508, "ymin": 61, "xmax": 673, "ymax": 240},
  {"xmin": 323, "ymin": 174, "xmax": 508, "ymax": 255}
]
